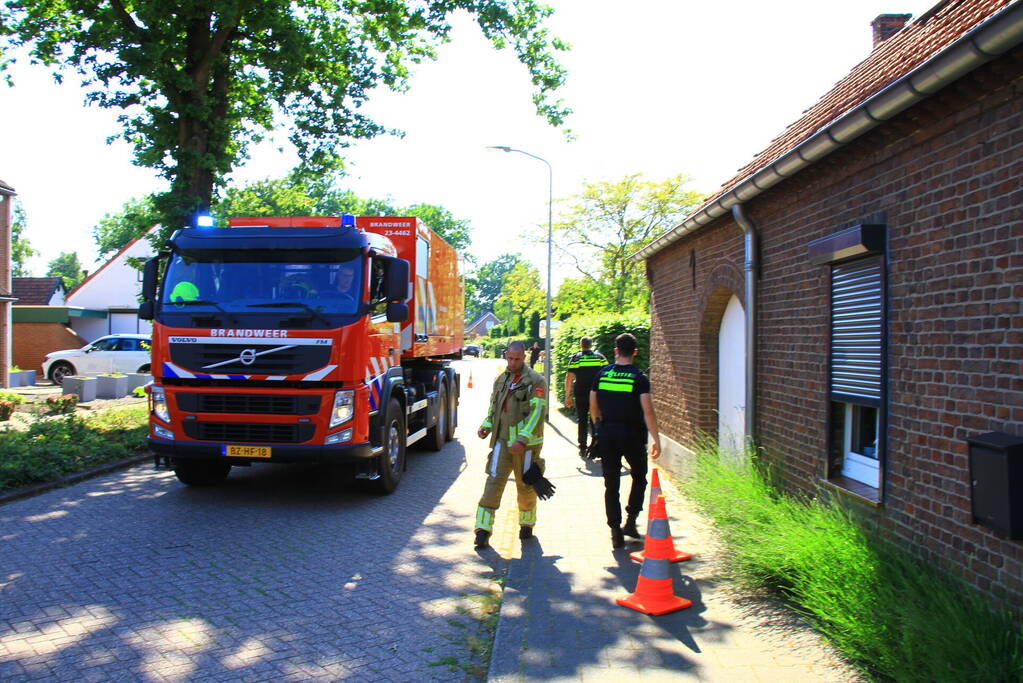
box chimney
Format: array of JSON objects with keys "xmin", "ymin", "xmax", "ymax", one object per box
[{"xmin": 872, "ymin": 13, "xmax": 912, "ymax": 48}]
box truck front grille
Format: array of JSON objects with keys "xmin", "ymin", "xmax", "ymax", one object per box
[
  {"xmin": 183, "ymin": 422, "xmax": 315, "ymax": 444},
  {"xmin": 169, "ymin": 343, "xmax": 331, "ymax": 375},
  {"xmin": 175, "ymin": 393, "xmax": 321, "ymax": 415}
]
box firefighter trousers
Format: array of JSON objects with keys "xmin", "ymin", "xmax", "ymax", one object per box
[{"xmin": 475, "ymin": 440, "xmax": 545, "ymax": 531}]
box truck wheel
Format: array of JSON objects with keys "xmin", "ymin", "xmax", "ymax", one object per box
[
  {"xmin": 445, "ymin": 380, "xmax": 457, "ymax": 442},
  {"xmin": 173, "ymin": 459, "xmax": 232, "ymax": 486},
  {"xmin": 368, "ymin": 399, "xmax": 405, "ymax": 494},
  {"xmin": 426, "ymin": 382, "xmax": 447, "ymax": 451}
]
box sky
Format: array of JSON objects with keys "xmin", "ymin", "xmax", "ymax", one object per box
[{"xmin": 0, "ymin": 0, "xmax": 938, "ymax": 282}]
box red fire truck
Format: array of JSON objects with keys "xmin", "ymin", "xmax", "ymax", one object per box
[{"xmin": 139, "ymin": 215, "xmax": 463, "ymax": 493}]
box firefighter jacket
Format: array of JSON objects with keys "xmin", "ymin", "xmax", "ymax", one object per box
[{"xmin": 480, "ymin": 364, "xmax": 548, "ymax": 449}]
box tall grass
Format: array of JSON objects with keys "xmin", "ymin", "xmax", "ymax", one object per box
[{"xmin": 685, "ymin": 437, "xmax": 1023, "ymax": 682}]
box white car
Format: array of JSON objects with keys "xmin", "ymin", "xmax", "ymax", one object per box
[{"xmin": 42, "ymin": 334, "xmax": 152, "ymax": 384}]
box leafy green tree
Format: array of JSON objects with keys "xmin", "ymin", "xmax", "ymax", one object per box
[
  {"xmin": 93, "ymin": 195, "xmax": 161, "ymax": 259},
  {"xmin": 10, "ymin": 199, "xmax": 37, "ymax": 276},
  {"xmin": 214, "ymin": 176, "xmax": 472, "ymax": 252},
  {"xmin": 494, "ymin": 261, "xmax": 543, "ymax": 334},
  {"xmin": 464, "ymin": 253, "xmax": 522, "ymax": 323},
  {"xmin": 1, "ymin": 1, "xmax": 569, "ymax": 240},
  {"xmin": 46, "ymin": 252, "xmax": 85, "ymax": 292},
  {"xmin": 552, "ymin": 276, "xmax": 606, "ymax": 319},
  {"xmin": 547, "ymin": 173, "xmax": 703, "ymax": 314}
]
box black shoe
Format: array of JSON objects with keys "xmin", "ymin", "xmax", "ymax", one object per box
[
  {"xmin": 519, "ymin": 525, "xmax": 534, "ymax": 540},
  {"xmin": 611, "ymin": 527, "xmax": 625, "ymax": 549},
  {"xmin": 579, "ymin": 447, "xmax": 587, "ymax": 459},
  {"xmin": 474, "ymin": 529, "xmax": 491, "ymax": 549},
  {"xmin": 622, "ymin": 517, "xmax": 641, "ymax": 539}
]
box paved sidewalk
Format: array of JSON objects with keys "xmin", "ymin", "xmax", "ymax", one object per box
[{"xmin": 483, "ymin": 393, "xmax": 863, "ymax": 682}]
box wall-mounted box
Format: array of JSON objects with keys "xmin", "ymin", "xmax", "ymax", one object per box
[{"xmin": 967, "ymin": 432, "xmax": 1023, "ymax": 540}]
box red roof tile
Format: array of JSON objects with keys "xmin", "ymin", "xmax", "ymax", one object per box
[
  {"xmin": 12, "ymin": 277, "xmax": 64, "ymax": 305},
  {"xmin": 697, "ymin": 0, "xmax": 1015, "ymax": 212}
]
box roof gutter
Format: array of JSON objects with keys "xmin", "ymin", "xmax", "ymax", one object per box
[{"xmin": 635, "ymin": 1, "xmax": 1023, "ymax": 261}]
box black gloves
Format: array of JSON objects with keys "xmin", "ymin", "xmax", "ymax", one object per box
[{"xmin": 522, "ymin": 462, "xmax": 556, "ymax": 500}]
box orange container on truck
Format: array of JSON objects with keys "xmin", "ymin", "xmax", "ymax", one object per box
[{"xmin": 139, "ymin": 215, "xmax": 463, "ymax": 493}]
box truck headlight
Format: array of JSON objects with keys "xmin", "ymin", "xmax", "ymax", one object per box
[
  {"xmin": 329, "ymin": 390, "xmax": 355, "ymax": 428},
  {"xmin": 151, "ymin": 386, "xmax": 170, "ymax": 424}
]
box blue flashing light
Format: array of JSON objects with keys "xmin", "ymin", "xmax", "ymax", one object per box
[
  {"xmin": 341, "ymin": 214, "xmax": 356, "ymax": 227},
  {"xmin": 195, "ymin": 213, "xmax": 214, "ymax": 228}
]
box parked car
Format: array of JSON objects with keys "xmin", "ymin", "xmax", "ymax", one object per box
[
  {"xmin": 42, "ymin": 334, "xmax": 152, "ymax": 384},
  {"xmin": 462, "ymin": 344, "xmax": 481, "ymax": 357}
]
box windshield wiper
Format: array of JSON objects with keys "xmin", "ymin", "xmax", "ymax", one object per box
[
  {"xmin": 248, "ymin": 302, "xmax": 332, "ymax": 326},
  {"xmin": 168, "ymin": 299, "xmax": 238, "ymax": 324}
]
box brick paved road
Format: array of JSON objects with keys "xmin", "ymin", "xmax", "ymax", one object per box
[{"xmin": 0, "ymin": 360, "xmax": 503, "ymax": 682}]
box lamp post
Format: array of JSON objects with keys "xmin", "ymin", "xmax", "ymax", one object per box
[{"xmin": 487, "ymin": 145, "xmax": 554, "ymax": 401}]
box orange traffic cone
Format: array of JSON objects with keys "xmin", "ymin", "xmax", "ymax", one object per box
[
  {"xmin": 617, "ymin": 496, "xmax": 692, "ymax": 615},
  {"xmin": 467, "ymin": 371, "xmax": 474, "ymax": 389},
  {"xmin": 630, "ymin": 492, "xmax": 691, "ymax": 564},
  {"xmin": 647, "ymin": 467, "xmax": 662, "ymax": 509}
]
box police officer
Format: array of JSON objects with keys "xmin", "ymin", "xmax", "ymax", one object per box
[
  {"xmin": 474, "ymin": 340, "xmax": 555, "ymax": 549},
  {"xmin": 564, "ymin": 336, "xmax": 607, "ymax": 459},
  {"xmin": 590, "ymin": 333, "xmax": 661, "ymax": 549}
]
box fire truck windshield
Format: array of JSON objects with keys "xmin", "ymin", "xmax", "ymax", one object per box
[{"xmin": 161, "ymin": 251, "xmax": 364, "ymax": 324}]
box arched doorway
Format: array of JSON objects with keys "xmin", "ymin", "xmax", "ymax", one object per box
[{"xmin": 717, "ymin": 295, "xmax": 746, "ymax": 455}]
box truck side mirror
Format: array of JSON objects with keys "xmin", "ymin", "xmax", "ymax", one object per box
[
  {"xmin": 385, "ymin": 258, "xmax": 410, "ymax": 302},
  {"xmin": 138, "ymin": 300, "xmax": 154, "ymax": 321},
  {"xmin": 142, "ymin": 257, "xmax": 159, "ymax": 301},
  {"xmin": 386, "ymin": 302, "xmax": 409, "ymax": 323}
]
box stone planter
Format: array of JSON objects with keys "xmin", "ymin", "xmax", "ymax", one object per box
[
  {"xmin": 126, "ymin": 373, "xmax": 152, "ymax": 393},
  {"xmin": 96, "ymin": 375, "xmax": 130, "ymax": 399},
  {"xmin": 7, "ymin": 370, "xmax": 36, "ymax": 388},
  {"xmin": 62, "ymin": 376, "xmax": 98, "ymax": 403}
]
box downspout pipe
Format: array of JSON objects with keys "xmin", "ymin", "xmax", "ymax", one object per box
[{"xmin": 731, "ymin": 204, "xmax": 757, "ymax": 447}]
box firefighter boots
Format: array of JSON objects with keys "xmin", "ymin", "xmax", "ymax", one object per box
[{"xmin": 474, "ymin": 529, "xmax": 491, "ymax": 549}]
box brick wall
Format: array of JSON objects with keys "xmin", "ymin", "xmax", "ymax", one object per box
[
  {"xmin": 13, "ymin": 323, "xmax": 87, "ymax": 377},
  {"xmin": 649, "ymin": 49, "xmax": 1023, "ymax": 606}
]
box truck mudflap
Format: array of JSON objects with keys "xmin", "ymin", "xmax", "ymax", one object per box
[{"xmin": 149, "ymin": 438, "xmax": 373, "ymax": 464}]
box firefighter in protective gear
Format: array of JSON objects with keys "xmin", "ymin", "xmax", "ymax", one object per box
[{"xmin": 474, "ymin": 340, "xmax": 553, "ymax": 549}]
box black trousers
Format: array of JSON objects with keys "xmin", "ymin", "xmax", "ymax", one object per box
[
  {"xmin": 597, "ymin": 423, "xmax": 648, "ymax": 528},
  {"xmin": 574, "ymin": 391, "xmax": 592, "ymax": 450}
]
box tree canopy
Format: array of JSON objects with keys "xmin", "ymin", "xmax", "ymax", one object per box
[
  {"xmin": 464, "ymin": 253, "xmax": 522, "ymax": 323},
  {"xmin": 10, "ymin": 199, "xmax": 37, "ymax": 276},
  {"xmin": 1, "ymin": 0, "xmax": 569, "ymax": 239},
  {"xmin": 494, "ymin": 261, "xmax": 543, "ymax": 333},
  {"xmin": 548, "ymin": 173, "xmax": 703, "ymax": 314},
  {"xmin": 93, "ymin": 195, "xmax": 161, "ymax": 259},
  {"xmin": 46, "ymin": 251, "xmax": 85, "ymax": 291}
]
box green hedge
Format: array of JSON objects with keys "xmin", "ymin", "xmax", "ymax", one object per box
[
  {"xmin": 552, "ymin": 312, "xmax": 650, "ymax": 402},
  {"xmin": 476, "ymin": 336, "xmax": 544, "ymax": 359}
]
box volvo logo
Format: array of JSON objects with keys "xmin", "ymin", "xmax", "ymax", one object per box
[
  {"xmin": 239, "ymin": 349, "xmax": 257, "ymax": 365},
  {"xmin": 201, "ymin": 343, "xmax": 297, "ymax": 370}
]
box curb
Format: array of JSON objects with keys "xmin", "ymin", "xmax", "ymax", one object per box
[{"xmin": 0, "ymin": 452, "xmax": 154, "ymax": 507}]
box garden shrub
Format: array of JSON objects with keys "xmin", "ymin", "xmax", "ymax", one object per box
[
  {"xmin": 0, "ymin": 405, "xmax": 148, "ymax": 492},
  {"xmin": 551, "ymin": 312, "xmax": 650, "ymax": 402},
  {"xmin": 0, "ymin": 391, "xmax": 25, "ymax": 405},
  {"xmin": 0, "ymin": 400, "xmax": 16, "ymax": 421},
  {"xmin": 46, "ymin": 394, "xmax": 79, "ymax": 414}
]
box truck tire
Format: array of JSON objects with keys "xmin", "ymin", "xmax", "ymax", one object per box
[
  {"xmin": 173, "ymin": 459, "xmax": 231, "ymax": 486},
  {"xmin": 426, "ymin": 381, "xmax": 448, "ymax": 451},
  {"xmin": 367, "ymin": 399, "xmax": 405, "ymax": 494},
  {"xmin": 445, "ymin": 379, "xmax": 457, "ymax": 442}
]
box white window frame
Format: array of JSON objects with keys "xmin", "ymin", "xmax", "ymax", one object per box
[{"xmin": 840, "ymin": 403, "xmax": 880, "ymax": 487}]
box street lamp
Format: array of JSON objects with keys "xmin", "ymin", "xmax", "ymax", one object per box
[{"xmin": 487, "ymin": 145, "xmax": 554, "ymax": 402}]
